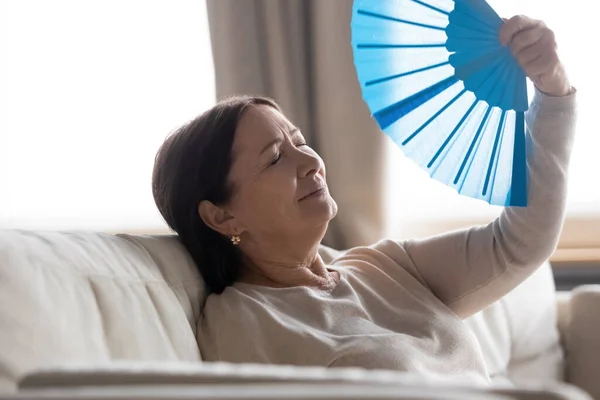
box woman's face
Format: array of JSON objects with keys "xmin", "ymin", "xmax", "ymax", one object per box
[{"xmin": 224, "ymin": 105, "xmax": 337, "ymax": 245}]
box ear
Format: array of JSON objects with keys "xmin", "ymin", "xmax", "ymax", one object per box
[{"xmin": 198, "ymin": 200, "xmax": 241, "ymax": 237}]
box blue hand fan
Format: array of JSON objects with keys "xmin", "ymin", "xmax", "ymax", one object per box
[{"xmin": 351, "ymin": 0, "xmax": 528, "ymax": 206}]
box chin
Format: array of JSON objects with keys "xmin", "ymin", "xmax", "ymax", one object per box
[
  {"xmin": 304, "ymin": 192, "xmax": 338, "ymax": 224},
  {"xmin": 328, "ymin": 197, "xmax": 338, "ymax": 220}
]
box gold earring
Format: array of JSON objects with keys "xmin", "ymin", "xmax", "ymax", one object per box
[{"xmin": 231, "ymin": 235, "xmax": 241, "ymax": 245}]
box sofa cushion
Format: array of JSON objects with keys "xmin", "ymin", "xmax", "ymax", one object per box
[
  {"xmin": 0, "ymin": 230, "xmax": 204, "ymax": 392},
  {"xmin": 464, "ymin": 261, "xmax": 563, "ymax": 384}
]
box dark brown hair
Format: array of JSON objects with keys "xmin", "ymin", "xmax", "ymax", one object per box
[{"xmin": 152, "ymin": 95, "xmax": 281, "ymax": 294}]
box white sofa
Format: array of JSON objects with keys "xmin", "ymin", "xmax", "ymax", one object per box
[{"xmin": 0, "ymin": 230, "xmax": 599, "ymax": 400}]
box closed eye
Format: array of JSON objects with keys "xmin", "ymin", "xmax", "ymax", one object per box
[
  {"xmin": 268, "ymin": 139, "xmax": 306, "ymax": 168},
  {"xmin": 269, "ymin": 152, "xmax": 282, "ymax": 166}
]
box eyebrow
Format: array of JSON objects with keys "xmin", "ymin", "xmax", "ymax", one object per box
[{"xmin": 259, "ymin": 128, "xmax": 300, "ymax": 155}]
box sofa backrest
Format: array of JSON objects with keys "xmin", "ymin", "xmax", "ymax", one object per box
[{"xmin": 0, "ymin": 230, "xmax": 204, "ymax": 391}]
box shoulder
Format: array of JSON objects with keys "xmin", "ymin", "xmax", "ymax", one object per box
[
  {"xmin": 199, "ymin": 287, "xmax": 255, "ymax": 334},
  {"xmin": 197, "ymin": 286, "xmax": 273, "ymax": 362},
  {"xmin": 321, "ymin": 239, "xmax": 409, "ymax": 263},
  {"xmin": 332, "ymin": 239, "xmax": 429, "ymax": 289},
  {"xmin": 197, "ymin": 285, "xmax": 332, "ymax": 365},
  {"xmin": 201, "ymin": 285, "xmax": 269, "ymax": 327},
  {"xmin": 334, "ymin": 238, "xmax": 412, "ymax": 267},
  {"xmin": 199, "ymin": 284, "xmax": 317, "ymax": 340}
]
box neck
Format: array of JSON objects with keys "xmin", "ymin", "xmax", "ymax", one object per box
[
  {"xmin": 241, "ymin": 255, "xmax": 334, "ymax": 290},
  {"xmin": 238, "ymin": 228, "xmax": 338, "ymax": 290}
]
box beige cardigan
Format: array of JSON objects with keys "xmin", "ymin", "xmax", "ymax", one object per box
[{"xmin": 198, "ymin": 89, "xmax": 577, "ymax": 384}]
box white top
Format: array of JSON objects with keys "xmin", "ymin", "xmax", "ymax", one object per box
[{"xmin": 198, "ymin": 89, "xmax": 577, "ymax": 384}]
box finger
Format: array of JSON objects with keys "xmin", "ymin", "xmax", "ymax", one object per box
[
  {"xmin": 522, "ymin": 50, "xmax": 558, "ymax": 77},
  {"xmin": 509, "ymin": 25, "xmax": 545, "ymax": 55},
  {"xmin": 499, "ymin": 15, "xmax": 539, "ymax": 46},
  {"xmin": 513, "ymin": 31, "xmax": 557, "ymax": 67},
  {"xmin": 515, "ymin": 46, "xmax": 542, "ymax": 67}
]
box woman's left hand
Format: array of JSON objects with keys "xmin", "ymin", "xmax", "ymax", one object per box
[{"xmin": 500, "ymin": 15, "xmax": 573, "ymax": 97}]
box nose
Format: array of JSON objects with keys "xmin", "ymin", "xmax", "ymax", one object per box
[{"xmin": 297, "ymin": 150, "xmax": 322, "ymax": 178}]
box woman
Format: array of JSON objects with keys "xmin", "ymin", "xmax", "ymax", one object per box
[{"xmin": 152, "ymin": 16, "xmax": 576, "ymax": 383}]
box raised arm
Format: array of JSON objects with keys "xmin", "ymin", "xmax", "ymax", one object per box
[{"xmin": 401, "ymin": 16, "xmax": 577, "ymax": 319}]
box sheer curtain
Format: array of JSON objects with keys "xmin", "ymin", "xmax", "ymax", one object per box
[
  {"xmin": 385, "ymin": 0, "xmax": 599, "ymax": 245},
  {"xmin": 0, "ymin": 0, "xmax": 215, "ymax": 231}
]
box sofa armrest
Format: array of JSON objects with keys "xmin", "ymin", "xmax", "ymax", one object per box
[
  {"xmin": 556, "ymin": 291, "xmax": 572, "ymax": 341},
  {"xmin": 564, "ymin": 285, "xmax": 600, "ymax": 400},
  {"xmin": 12, "ymin": 362, "xmax": 592, "ymax": 400}
]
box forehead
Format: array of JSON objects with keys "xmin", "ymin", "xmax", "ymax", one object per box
[{"xmin": 233, "ymin": 105, "xmax": 290, "ymax": 153}]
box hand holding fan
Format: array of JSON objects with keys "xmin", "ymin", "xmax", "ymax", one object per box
[{"xmin": 351, "ymin": 0, "xmax": 529, "ymax": 206}]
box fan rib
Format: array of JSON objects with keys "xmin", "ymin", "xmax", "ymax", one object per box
[
  {"xmin": 453, "ymin": 48, "xmax": 505, "ymax": 81},
  {"xmin": 427, "ymin": 99, "xmax": 479, "ymax": 169},
  {"xmin": 356, "ymin": 9, "xmax": 446, "ymax": 31},
  {"xmin": 509, "ymin": 112, "xmax": 527, "ymax": 206},
  {"xmin": 410, "ymin": 0, "xmax": 450, "ymax": 16},
  {"xmin": 486, "ymin": 55, "xmax": 516, "ymax": 110},
  {"xmin": 450, "ymin": 7, "xmax": 498, "ymax": 35},
  {"xmin": 483, "ymin": 110, "xmax": 507, "ymax": 196},
  {"xmin": 472, "ymin": 55, "xmax": 510, "ymax": 101},
  {"xmin": 488, "ymin": 114, "xmax": 509, "ymax": 202},
  {"xmin": 454, "ymin": 105, "xmax": 492, "ymax": 185},
  {"xmin": 498, "ymin": 65, "xmax": 518, "ymax": 109},
  {"xmin": 514, "ymin": 70, "xmax": 528, "ymax": 111},
  {"xmin": 373, "ymin": 75, "xmax": 458, "ymax": 130},
  {"xmin": 446, "ymin": 21, "xmax": 497, "ymax": 38},
  {"xmin": 471, "ymin": 0, "xmax": 503, "ymax": 26},
  {"xmin": 366, "ymin": 61, "xmax": 450, "ymax": 86},
  {"xmin": 357, "ymin": 43, "xmax": 446, "ymax": 49},
  {"xmin": 446, "ymin": 36, "xmax": 499, "ymax": 48},
  {"xmin": 402, "ymin": 87, "xmax": 467, "ymax": 146}
]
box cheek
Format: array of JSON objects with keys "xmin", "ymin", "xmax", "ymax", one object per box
[{"xmin": 231, "ymin": 172, "xmax": 297, "ymax": 222}]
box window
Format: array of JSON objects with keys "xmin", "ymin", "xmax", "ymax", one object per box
[
  {"xmin": 385, "ymin": 0, "xmax": 600, "ymax": 258},
  {"xmin": 0, "ymin": 0, "xmax": 215, "ymax": 231}
]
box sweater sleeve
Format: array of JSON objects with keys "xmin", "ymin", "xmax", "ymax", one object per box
[{"xmin": 399, "ymin": 88, "xmax": 577, "ymax": 319}]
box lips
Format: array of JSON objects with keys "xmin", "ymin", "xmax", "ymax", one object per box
[{"xmin": 300, "ymin": 186, "xmax": 326, "ymax": 201}]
